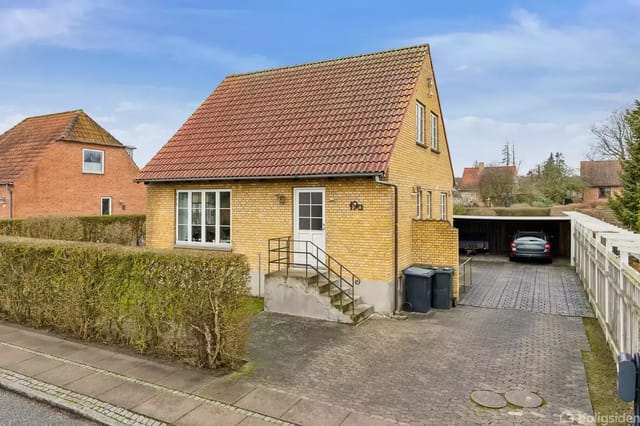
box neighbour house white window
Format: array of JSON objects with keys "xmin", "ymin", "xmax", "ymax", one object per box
[
  {"xmin": 440, "ymin": 192, "xmax": 447, "ymax": 220},
  {"xmin": 83, "ymin": 149, "xmax": 104, "ymax": 174},
  {"xmin": 101, "ymin": 197, "xmax": 111, "ymax": 216},
  {"xmin": 416, "ymin": 102, "xmax": 425, "ymax": 145},
  {"xmin": 416, "ymin": 190, "xmax": 422, "ymax": 219},
  {"xmin": 430, "ymin": 112, "xmax": 438, "ymax": 151},
  {"xmin": 426, "ymin": 191, "xmax": 432, "ymax": 219},
  {"xmin": 176, "ymin": 190, "xmax": 231, "ymax": 247}
]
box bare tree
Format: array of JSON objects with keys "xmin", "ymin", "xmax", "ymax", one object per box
[
  {"xmin": 478, "ymin": 167, "xmax": 516, "ymax": 207},
  {"xmin": 589, "ymin": 110, "xmax": 632, "ymax": 161}
]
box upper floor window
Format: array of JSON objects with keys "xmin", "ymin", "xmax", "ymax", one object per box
[
  {"xmin": 416, "ymin": 102, "xmax": 425, "ymax": 146},
  {"xmin": 440, "ymin": 192, "xmax": 447, "ymax": 220},
  {"xmin": 431, "ymin": 112, "xmax": 439, "ymax": 151},
  {"xmin": 83, "ymin": 149, "xmax": 104, "ymax": 174},
  {"xmin": 176, "ymin": 189, "xmax": 231, "ymax": 248}
]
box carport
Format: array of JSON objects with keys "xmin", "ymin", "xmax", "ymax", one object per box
[{"xmin": 453, "ymin": 215, "xmax": 571, "ymax": 257}]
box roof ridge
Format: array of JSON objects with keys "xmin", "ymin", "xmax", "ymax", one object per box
[
  {"xmin": 227, "ymin": 43, "xmax": 430, "ymax": 78},
  {"xmin": 23, "ymin": 109, "xmax": 82, "ymax": 121},
  {"xmin": 60, "ymin": 110, "xmax": 82, "ymax": 140}
]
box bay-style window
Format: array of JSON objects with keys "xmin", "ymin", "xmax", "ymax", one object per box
[{"xmin": 176, "ymin": 190, "xmax": 231, "ymax": 247}]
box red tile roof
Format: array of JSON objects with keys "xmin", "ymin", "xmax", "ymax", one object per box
[
  {"xmin": 137, "ymin": 45, "xmax": 430, "ymax": 181},
  {"xmin": 459, "ymin": 165, "xmax": 516, "ymax": 191},
  {"xmin": 0, "ymin": 110, "xmax": 123, "ymax": 183},
  {"xmin": 580, "ymin": 160, "xmax": 622, "ymax": 187}
]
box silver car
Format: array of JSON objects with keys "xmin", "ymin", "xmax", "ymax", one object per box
[{"xmin": 509, "ymin": 231, "xmax": 552, "ymax": 263}]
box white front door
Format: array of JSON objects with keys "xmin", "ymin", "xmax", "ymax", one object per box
[{"xmin": 293, "ymin": 188, "xmax": 326, "ymax": 267}]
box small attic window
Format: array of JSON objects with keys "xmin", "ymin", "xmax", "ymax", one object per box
[{"xmin": 83, "ymin": 149, "xmax": 104, "ymax": 174}]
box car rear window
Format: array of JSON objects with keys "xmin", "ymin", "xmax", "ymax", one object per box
[{"xmin": 515, "ymin": 232, "xmax": 547, "ymax": 239}]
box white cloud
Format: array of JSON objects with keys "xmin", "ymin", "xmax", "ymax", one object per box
[
  {"xmin": 403, "ymin": 4, "xmax": 640, "ymax": 175},
  {"xmin": 0, "ymin": 1, "xmax": 275, "ymax": 72},
  {"xmin": 447, "ymin": 116, "xmax": 593, "ymax": 175}
]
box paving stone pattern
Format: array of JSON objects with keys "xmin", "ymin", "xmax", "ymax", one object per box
[
  {"xmin": 460, "ymin": 262, "xmax": 594, "ymax": 317},
  {"xmin": 247, "ymin": 307, "xmax": 593, "ymax": 424}
]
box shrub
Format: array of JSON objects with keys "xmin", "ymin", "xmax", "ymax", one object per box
[
  {"xmin": 0, "ymin": 236, "xmax": 251, "ymax": 369},
  {"xmin": 0, "ymin": 215, "xmax": 146, "ymax": 246},
  {"xmin": 453, "ymin": 203, "xmax": 469, "ymax": 215}
]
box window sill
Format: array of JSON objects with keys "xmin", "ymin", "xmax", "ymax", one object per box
[
  {"xmin": 174, "ymin": 243, "xmax": 232, "ymax": 252},
  {"xmin": 416, "ymin": 142, "xmax": 428, "ymax": 149},
  {"xmin": 430, "ymin": 148, "xmax": 440, "ymax": 154},
  {"xmin": 82, "ymin": 171, "xmax": 104, "ymax": 175}
]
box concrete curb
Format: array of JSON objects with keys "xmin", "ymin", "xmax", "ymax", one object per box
[{"xmin": 0, "ymin": 368, "xmax": 164, "ymax": 426}]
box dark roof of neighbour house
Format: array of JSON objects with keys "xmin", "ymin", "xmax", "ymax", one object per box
[
  {"xmin": 137, "ymin": 44, "xmax": 432, "ymax": 182},
  {"xmin": 458, "ymin": 165, "xmax": 517, "ymax": 191},
  {"xmin": 0, "ymin": 110, "xmax": 123, "ymax": 184},
  {"xmin": 580, "ymin": 160, "xmax": 622, "ymax": 187}
]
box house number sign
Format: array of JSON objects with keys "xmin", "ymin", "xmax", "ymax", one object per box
[{"xmin": 350, "ymin": 201, "xmax": 364, "ymax": 211}]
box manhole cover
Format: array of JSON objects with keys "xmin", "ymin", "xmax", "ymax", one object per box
[
  {"xmin": 471, "ymin": 390, "xmax": 507, "ymax": 409},
  {"xmin": 505, "ymin": 390, "xmax": 543, "ymax": 408}
]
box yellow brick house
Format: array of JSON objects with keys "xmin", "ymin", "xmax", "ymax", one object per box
[{"xmin": 137, "ymin": 44, "xmax": 458, "ymax": 322}]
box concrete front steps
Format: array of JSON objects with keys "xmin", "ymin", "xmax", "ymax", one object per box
[{"xmin": 264, "ymin": 269, "xmax": 373, "ymax": 324}]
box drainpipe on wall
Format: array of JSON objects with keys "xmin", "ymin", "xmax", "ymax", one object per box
[
  {"xmin": 375, "ymin": 176, "xmax": 399, "ymax": 315},
  {"xmin": 4, "ymin": 183, "xmax": 12, "ymax": 219}
]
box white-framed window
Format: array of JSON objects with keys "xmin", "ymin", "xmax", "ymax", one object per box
[
  {"xmin": 416, "ymin": 190, "xmax": 422, "ymax": 219},
  {"xmin": 426, "ymin": 191, "xmax": 432, "ymax": 219},
  {"xmin": 416, "ymin": 101, "xmax": 425, "ymax": 146},
  {"xmin": 430, "ymin": 112, "xmax": 438, "ymax": 151},
  {"xmin": 176, "ymin": 189, "xmax": 231, "ymax": 247},
  {"xmin": 83, "ymin": 149, "xmax": 104, "ymax": 174},
  {"xmin": 101, "ymin": 197, "xmax": 112, "ymax": 216},
  {"xmin": 440, "ymin": 192, "xmax": 447, "ymax": 220}
]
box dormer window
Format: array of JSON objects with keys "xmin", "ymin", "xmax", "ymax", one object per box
[{"xmin": 83, "ymin": 149, "xmax": 104, "ymax": 174}]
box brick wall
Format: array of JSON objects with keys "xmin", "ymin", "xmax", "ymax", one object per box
[
  {"xmin": 4, "ymin": 141, "xmax": 146, "ymax": 219},
  {"xmin": 583, "ymin": 186, "xmax": 622, "ymax": 203},
  {"xmin": 386, "ymin": 46, "xmax": 456, "ymax": 279},
  {"xmin": 146, "ymin": 177, "xmax": 394, "ymax": 283},
  {"xmin": 412, "ymin": 219, "xmax": 460, "ymax": 299}
]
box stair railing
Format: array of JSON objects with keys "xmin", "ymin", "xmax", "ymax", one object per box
[{"xmin": 268, "ymin": 236, "xmax": 361, "ymax": 316}]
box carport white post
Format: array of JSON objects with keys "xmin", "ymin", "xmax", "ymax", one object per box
[{"xmin": 568, "ymin": 211, "xmax": 640, "ymax": 359}]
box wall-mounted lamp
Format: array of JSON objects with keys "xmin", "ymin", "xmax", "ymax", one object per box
[
  {"xmin": 119, "ymin": 199, "xmax": 126, "ymax": 211},
  {"xmin": 275, "ymin": 194, "xmax": 285, "ymax": 205},
  {"xmin": 426, "ymin": 77, "xmax": 433, "ymax": 87}
]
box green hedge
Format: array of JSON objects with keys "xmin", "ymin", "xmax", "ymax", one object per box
[
  {"xmin": 0, "ymin": 236, "xmax": 251, "ymax": 368},
  {"xmin": 466, "ymin": 207, "xmax": 551, "ymax": 217},
  {"xmin": 0, "ymin": 215, "xmax": 145, "ymax": 246}
]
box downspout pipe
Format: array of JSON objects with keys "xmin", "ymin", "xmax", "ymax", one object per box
[
  {"xmin": 4, "ymin": 183, "xmax": 12, "ymax": 219},
  {"xmin": 375, "ymin": 176, "xmax": 399, "ymax": 314}
]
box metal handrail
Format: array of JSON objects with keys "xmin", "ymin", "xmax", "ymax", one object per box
[{"xmin": 267, "ymin": 236, "xmax": 361, "ymax": 316}]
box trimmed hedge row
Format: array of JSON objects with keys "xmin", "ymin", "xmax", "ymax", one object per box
[
  {"xmin": 0, "ymin": 215, "xmax": 146, "ymax": 246},
  {"xmin": 0, "ymin": 236, "xmax": 251, "ymax": 368}
]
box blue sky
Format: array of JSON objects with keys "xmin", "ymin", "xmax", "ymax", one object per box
[{"xmin": 1, "ymin": 0, "xmax": 639, "ymax": 175}]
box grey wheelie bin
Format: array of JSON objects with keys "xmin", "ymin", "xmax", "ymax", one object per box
[
  {"xmin": 432, "ymin": 267, "xmax": 453, "ymax": 309},
  {"xmin": 403, "ymin": 267, "xmax": 435, "ymax": 313}
]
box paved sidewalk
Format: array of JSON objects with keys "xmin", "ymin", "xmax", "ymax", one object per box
[{"xmin": 0, "ymin": 321, "xmax": 399, "ymax": 426}]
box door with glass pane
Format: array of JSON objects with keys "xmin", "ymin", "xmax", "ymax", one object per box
[{"xmin": 293, "ymin": 188, "xmax": 325, "ymax": 266}]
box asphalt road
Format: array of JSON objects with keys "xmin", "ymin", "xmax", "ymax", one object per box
[{"xmin": 0, "ymin": 387, "xmax": 94, "ymax": 425}]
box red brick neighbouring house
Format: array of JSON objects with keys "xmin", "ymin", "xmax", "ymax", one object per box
[
  {"xmin": 580, "ymin": 160, "xmax": 622, "ymax": 202},
  {"xmin": 458, "ymin": 162, "xmax": 517, "ymax": 206},
  {"xmin": 0, "ymin": 110, "xmax": 146, "ymax": 219}
]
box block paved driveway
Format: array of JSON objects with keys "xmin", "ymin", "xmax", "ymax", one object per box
[
  {"xmin": 460, "ymin": 261, "xmax": 594, "ymax": 317},
  {"xmin": 245, "ymin": 262, "xmax": 595, "ymax": 425}
]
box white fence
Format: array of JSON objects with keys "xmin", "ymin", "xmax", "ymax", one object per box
[{"xmin": 569, "ymin": 212, "xmax": 640, "ymax": 356}]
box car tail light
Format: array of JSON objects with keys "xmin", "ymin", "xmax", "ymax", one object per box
[
  {"xmin": 545, "ymin": 243, "xmax": 551, "ymax": 251},
  {"xmin": 510, "ymin": 241, "xmax": 516, "ymax": 250}
]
